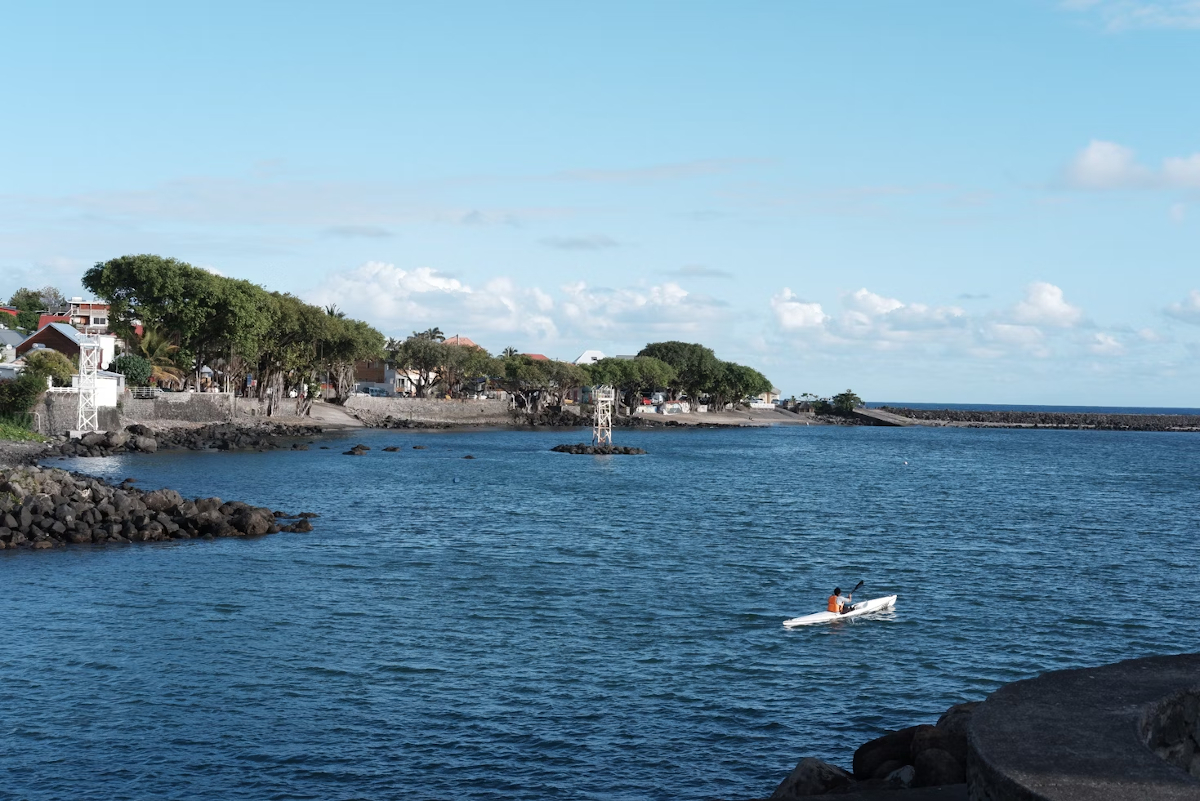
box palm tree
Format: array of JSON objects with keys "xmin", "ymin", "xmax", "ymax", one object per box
[
  {"xmin": 137, "ymin": 327, "xmax": 185, "ymax": 387},
  {"xmin": 414, "ymin": 327, "xmax": 445, "ymax": 342},
  {"xmin": 325, "ymin": 304, "xmax": 346, "ymax": 319},
  {"xmin": 502, "ymin": 346, "xmax": 519, "ymax": 358}
]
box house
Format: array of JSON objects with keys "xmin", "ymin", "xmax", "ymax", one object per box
[
  {"xmin": 16, "ymin": 323, "xmax": 116, "ymax": 367},
  {"xmin": 352, "ymin": 358, "xmax": 422, "ymax": 396},
  {"xmin": 572, "ymin": 350, "xmax": 605, "ymax": 366},
  {"xmin": 37, "ymin": 314, "xmax": 71, "ymax": 330},
  {"xmin": 71, "ymin": 369, "xmax": 126, "ymax": 407},
  {"xmin": 0, "ymin": 329, "xmax": 24, "ymax": 363},
  {"xmin": 0, "ymin": 306, "xmax": 19, "ymax": 321},
  {"xmin": 750, "ymin": 387, "xmax": 782, "ymax": 408},
  {"xmin": 523, "ymin": 353, "xmax": 549, "ymax": 361},
  {"xmin": 443, "ymin": 334, "xmax": 478, "ymax": 348},
  {"xmin": 66, "ymin": 298, "xmax": 112, "ymax": 334}
]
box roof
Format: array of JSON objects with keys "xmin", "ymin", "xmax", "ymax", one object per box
[
  {"xmin": 0, "ymin": 306, "xmax": 18, "ymax": 317},
  {"xmin": 0, "ymin": 330, "xmax": 25, "ymax": 348},
  {"xmin": 444, "ymin": 334, "xmax": 478, "ymax": 348},
  {"xmin": 573, "ymin": 349, "xmax": 605, "ymax": 365},
  {"xmin": 523, "ymin": 353, "xmax": 549, "ymax": 361},
  {"xmin": 37, "ymin": 314, "xmax": 70, "ymax": 330},
  {"xmin": 47, "ymin": 323, "xmax": 84, "ymax": 344}
]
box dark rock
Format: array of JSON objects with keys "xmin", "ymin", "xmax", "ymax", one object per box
[
  {"xmin": 297, "ymin": 512, "xmax": 319, "ymax": 519},
  {"xmin": 853, "ymin": 726, "xmax": 919, "ymax": 779},
  {"xmin": 319, "ymin": 446, "xmax": 329, "ymax": 449},
  {"xmin": 291, "ymin": 443, "xmax": 309, "ymax": 450},
  {"xmin": 913, "ymin": 748, "xmax": 964, "ymax": 787},
  {"xmin": 132, "ymin": 436, "xmax": 158, "ymax": 453},
  {"xmin": 871, "ymin": 759, "xmax": 906, "ymax": 780},
  {"xmin": 80, "ymin": 432, "xmax": 106, "ymax": 447},
  {"xmin": 343, "ymin": 449, "xmax": 366, "ymax": 456},
  {"xmin": 885, "ymin": 764, "xmax": 915, "ymax": 788},
  {"xmin": 462, "ymin": 455, "xmax": 475, "ymax": 459},
  {"xmin": 551, "ymin": 443, "xmax": 647, "ymax": 455},
  {"xmin": 412, "ymin": 445, "xmax": 426, "ymax": 449},
  {"xmin": 382, "ymin": 446, "xmax": 401, "ymax": 452},
  {"xmin": 283, "ymin": 519, "xmax": 313, "ymax": 533},
  {"xmin": 143, "ymin": 489, "xmax": 184, "ymax": 513},
  {"xmin": 231, "ymin": 508, "xmax": 274, "ymax": 537},
  {"xmin": 770, "ymin": 757, "xmax": 854, "ymax": 799}
]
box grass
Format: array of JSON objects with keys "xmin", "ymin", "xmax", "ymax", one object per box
[{"xmin": 0, "ymin": 414, "xmax": 45, "ymax": 442}]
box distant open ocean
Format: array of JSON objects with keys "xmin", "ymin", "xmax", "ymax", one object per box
[{"xmin": 867, "ymin": 402, "xmax": 1200, "ymax": 416}]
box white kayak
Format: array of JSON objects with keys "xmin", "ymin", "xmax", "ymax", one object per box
[{"xmin": 782, "ymin": 595, "xmax": 898, "ymax": 627}]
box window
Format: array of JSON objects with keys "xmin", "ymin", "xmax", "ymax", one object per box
[{"xmin": 92, "ymin": 317, "xmax": 107, "ymax": 326}]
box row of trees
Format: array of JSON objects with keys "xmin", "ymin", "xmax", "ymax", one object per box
[
  {"xmin": 383, "ymin": 332, "xmax": 773, "ymax": 415},
  {"xmin": 83, "ymin": 255, "xmax": 385, "ymax": 413}
]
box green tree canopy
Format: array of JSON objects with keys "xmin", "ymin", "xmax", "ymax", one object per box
[
  {"xmin": 637, "ymin": 341, "xmax": 721, "ymax": 402},
  {"xmin": 24, "ymin": 350, "xmax": 76, "ymax": 387},
  {"xmin": 110, "ymin": 353, "xmax": 153, "ymax": 386},
  {"xmin": 7, "ymin": 286, "xmax": 66, "ymax": 333}
]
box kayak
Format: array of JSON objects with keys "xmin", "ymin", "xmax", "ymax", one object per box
[{"xmin": 782, "ymin": 595, "xmax": 897, "ymax": 627}]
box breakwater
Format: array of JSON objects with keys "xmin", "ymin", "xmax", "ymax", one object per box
[
  {"xmin": 876, "ymin": 406, "xmax": 1200, "ymax": 431},
  {"xmin": 0, "ymin": 465, "xmax": 317, "ymax": 550},
  {"xmin": 52, "ymin": 422, "xmax": 324, "ymax": 458}
]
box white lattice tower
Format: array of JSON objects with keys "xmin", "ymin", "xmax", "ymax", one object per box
[
  {"xmin": 592, "ymin": 385, "xmax": 614, "ymax": 446},
  {"xmin": 77, "ymin": 336, "xmax": 101, "ymax": 433}
]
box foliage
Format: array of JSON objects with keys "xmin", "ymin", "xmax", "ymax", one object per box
[
  {"xmin": 83, "ymin": 254, "xmax": 385, "ymax": 414},
  {"xmin": 0, "ymin": 414, "xmax": 44, "ymax": 442},
  {"xmin": 7, "ymin": 286, "xmax": 66, "ymax": 333},
  {"xmin": 831, "ymin": 390, "xmax": 863, "ymax": 415},
  {"xmin": 708, "ymin": 361, "xmax": 772, "ymax": 410},
  {"xmin": 636, "ymin": 341, "xmax": 773, "ymax": 411},
  {"xmin": 24, "ymin": 350, "xmax": 76, "ymax": 387},
  {"xmin": 110, "ymin": 353, "xmax": 153, "ymax": 386},
  {"xmin": 585, "ymin": 356, "xmax": 676, "ymax": 411},
  {"xmin": 494, "ymin": 355, "xmax": 587, "ymax": 413},
  {"xmin": 136, "ymin": 326, "xmax": 185, "ymax": 386},
  {"xmin": 0, "ymin": 370, "xmax": 49, "ymax": 416}
]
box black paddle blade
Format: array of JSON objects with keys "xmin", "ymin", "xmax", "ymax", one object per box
[{"xmin": 852, "ymin": 580, "xmax": 864, "ymax": 593}]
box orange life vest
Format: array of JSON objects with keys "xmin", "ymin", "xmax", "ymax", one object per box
[{"xmin": 827, "ymin": 595, "xmax": 840, "ymax": 613}]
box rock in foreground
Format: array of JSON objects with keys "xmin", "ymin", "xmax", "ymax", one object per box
[
  {"xmin": 551, "ymin": 444, "xmax": 646, "ymax": 455},
  {"xmin": 0, "ymin": 466, "xmax": 318, "ymax": 550}
]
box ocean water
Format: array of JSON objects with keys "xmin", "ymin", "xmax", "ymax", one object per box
[{"xmin": 4, "ymin": 426, "xmax": 1200, "ymax": 800}]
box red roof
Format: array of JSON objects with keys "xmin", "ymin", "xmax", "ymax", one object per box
[
  {"xmin": 524, "ymin": 353, "xmax": 549, "ymax": 361},
  {"xmin": 444, "ymin": 335, "xmax": 478, "ymax": 348},
  {"xmin": 0, "ymin": 306, "xmax": 18, "ymax": 317},
  {"xmin": 38, "ymin": 314, "xmax": 70, "ymax": 329}
]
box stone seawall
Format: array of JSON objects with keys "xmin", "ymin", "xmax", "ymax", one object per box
[
  {"xmin": 343, "ymin": 397, "xmax": 514, "ymax": 426},
  {"xmin": 120, "ymin": 392, "xmax": 234, "ymax": 424},
  {"xmin": 32, "ymin": 393, "xmax": 119, "ymax": 435}
]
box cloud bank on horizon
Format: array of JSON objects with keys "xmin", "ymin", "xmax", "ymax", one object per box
[{"xmin": 1, "ymin": 1, "xmax": 1199, "ymax": 405}]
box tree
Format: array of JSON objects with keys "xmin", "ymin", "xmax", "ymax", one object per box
[
  {"xmin": 638, "ymin": 341, "xmax": 721, "ymax": 404},
  {"xmin": 7, "ymin": 286, "xmax": 66, "ymax": 333},
  {"xmin": 325, "ymin": 304, "xmax": 346, "ymax": 319},
  {"xmin": 137, "ymin": 326, "xmax": 185, "ymax": 387},
  {"xmin": 831, "ymin": 390, "xmax": 863, "ymax": 415},
  {"xmin": 501, "ymin": 346, "xmax": 519, "ymax": 358},
  {"xmin": 586, "ymin": 356, "xmax": 677, "ymax": 414},
  {"xmin": 321, "ymin": 317, "xmax": 384, "ymax": 403},
  {"xmin": 708, "ymin": 362, "xmax": 772, "ymax": 410},
  {"xmin": 24, "ymin": 350, "xmax": 76, "ymax": 387},
  {"xmin": 387, "ymin": 335, "xmax": 446, "ymax": 397},
  {"xmin": 0, "ymin": 369, "xmax": 49, "ymax": 416},
  {"xmin": 109, "ymin": 353, "xmax": 153, "ymax": 386}
]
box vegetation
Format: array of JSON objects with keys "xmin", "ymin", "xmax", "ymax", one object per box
[
  {"xmin": 0, "ymin": 370, "xmax": 49, "ymax": 417},
  {"xmin": 6, "ymin": 286, "xmax": 66, "ymax": 333},
  {"xmin": 0, "ymin": 414, "xmax": 43, "ymax": 442},
  {"xmin": 24, "ymin": 350, "xmax": 76, "ymax": 387},
  {"xmin": 634, "ymin": 341, "xmax": 772, "ymax": 410},
  {"xmin": 83, "ymin": 254, "xmax": 385, "ymax": 414},
  {"xmin": 805, "ymin": 389, "xmax": 864, "ymax": 416},
  {"xmin": 109, "ymin": 353, "xmax": 153, "ymax": 386}
]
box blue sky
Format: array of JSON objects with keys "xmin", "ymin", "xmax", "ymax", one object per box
[{"xmin": 3, "ymin": 1, "xmax": 1199, "ymax": 404}]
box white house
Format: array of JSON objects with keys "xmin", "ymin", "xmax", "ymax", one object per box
[{"xmin": 70, "ymin": 370, "xmax": 126, "ymax": 407}]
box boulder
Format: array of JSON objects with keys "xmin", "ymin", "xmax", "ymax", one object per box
[
  {"xmin": 80, "ymin": 432, "xmax": 106, "ymax": 447},
  {"xmin": 231, "ymin": 508, "xmax": 274, "ymax": 537},
  {"xmin": 936, "ymin": 702, "xmax": 979, "ymax": 740},
  {"xmin": 283, "ymin": 519, "xmax": 313, "ymax": 533},
  {"xmin": 886, "ymin": 765, "xmax": 915, "ymax": 788},
  {"xmin": 106, "ymin": 430, "xmax": 130, "ymax": 448},
  {"xmin": 913, "ymin": 748, "xmax": 964, "ymax": 787},
  {"xmin": 910, "ymin": 724, "xmax": 959, "ymax": 762},
  {"xmin": 194, "ymin": 497, "xmax": 223, "ymax": 513},
  {"xmin": 853, "ymin": 726, "xmax": 919, "ymax": 779},
  {"xmin": 770, "ymin": 757, "xmax": 854, "ymax": 799},
  {"xmin": 870, "ymin": 759, "xmax": 905, "ymax": 780},
  {"xmin": 143, "ymin": 489, "xmax": 184, "ymax": 513},
  {"xmin": 132, "ymin": 436, "xmax": 158, "ymax": 453}
]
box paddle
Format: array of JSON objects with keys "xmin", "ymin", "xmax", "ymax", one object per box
[{"xmin": 845, "ymin": 580, "xmax": 864, "ymax": 612}]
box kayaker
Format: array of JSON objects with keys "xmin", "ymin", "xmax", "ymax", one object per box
[{"xmin": 827, "ymin": 587, "xmax": 852, "ymax": 614}]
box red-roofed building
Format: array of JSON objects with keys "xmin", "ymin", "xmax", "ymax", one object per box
[
  {"xmin": 0, "ymin": 306, "xmax": 18, "ymax": 320},
  {"xmin": 66, "ymin": 298, "xmax": 111, "ymax": 334},
  {"xmin": 37, "ymin": 314, "xmax": 70, "ymax": 330},
  {"xmin": 444, "ymin": 334, "xmax": 479, "ymax": 348},
  {"xmin": 523, "ymin": 353, "xmax": 549, "ymax": 361}
]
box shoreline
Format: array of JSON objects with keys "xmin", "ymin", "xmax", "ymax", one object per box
[{"xmin": 872, "ymin": 406, "xmax": 1200, "ymax": 432}]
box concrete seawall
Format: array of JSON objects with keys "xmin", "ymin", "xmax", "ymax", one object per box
[{"xmin": 342, "ymin": 396, "xmax": 514, "ymax": 426}]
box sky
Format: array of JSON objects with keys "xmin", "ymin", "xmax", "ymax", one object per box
[{"xmin": 2, "ymin": 0, "xmax": 1199, "ymax": 405}]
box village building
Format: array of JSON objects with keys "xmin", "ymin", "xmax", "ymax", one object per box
[
  {"xmin": 0, "ymin": 329, "xmax": 24, "ymax": 363},
  {"xmin": 66, "ymin": 298, "xmax": 112, "ymax": 334},
  {"xmin": 16, "ymin": 323, "xmax": 117, "ymax": 368}
]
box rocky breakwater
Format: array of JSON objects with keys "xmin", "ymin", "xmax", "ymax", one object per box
[
  {"xmin": 876, "ymin": 406, "xmax": 1200, "ymax": 432},
  {"xmin": 0, "ymin": 466, "xmax": 317, "ymax": 551},
  {"xmin": 551, "ymin": 444, "xmax": 647, "ymax": 455},
  {"xmin": 55, "ymin": 422, "xmax": 324, "ymax": 458},
  {"xmin": 769, "ymin": 702, "xmax": 975, "ymax": 798}
]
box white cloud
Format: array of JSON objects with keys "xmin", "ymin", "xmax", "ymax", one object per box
[
  {"xmin": 1063, "ymin": 0, "xmax": 1200, "ymax": 30},
  {"xmin": 558, "ymin": 280, "xmax": 726, "ymax": 338},
  {"xmin": 844, "ymin": 288, "xmax": 904, "ymax": 316},
  {"xmin": 1165, "ymin": 289, "xmax": 1200, "ymax": 324},
  {"xmin": 1065, "ymin": 140, "xmax": 1153, "ymax": 189},
  {"xmin": 1089, "ymin": 332, "xmax": 1126, "ymax": 355},
  {"xmin": 1064, "ymin": 140, "xmax": 1200, "ymax": 190},
  {"xmin": 1012, "ymin": 282, "xmax": 1084, "ymax": 328},
  {"xmin": 771, "ymin": 289, "xmax": 829, "ymax": 331}
]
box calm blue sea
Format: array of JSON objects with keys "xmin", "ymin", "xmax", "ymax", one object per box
[
  {"xmin": 868, "ymin": 402, "xmax": 1200, "ymax": 415},
  {"xmin": 4, "ymin": 426, "xmax": 1200, "ymax": 800}
]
